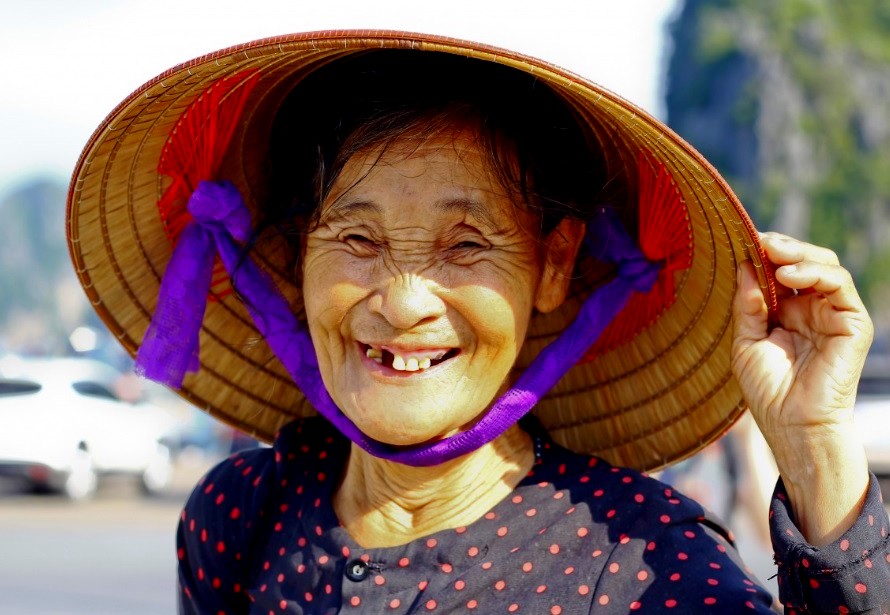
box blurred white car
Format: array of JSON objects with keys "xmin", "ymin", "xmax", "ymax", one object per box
[
  {"xmin": 854, "ymin": 374, "xmax": 890, "ymax": 478},
  {"xmin": 0, "ymin": 357, "xmax": 178, "ymax": 499}
]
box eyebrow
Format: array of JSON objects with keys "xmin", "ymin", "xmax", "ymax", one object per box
[{"xmin": 322, "ymin": 197, "xmax": 504, "ymax": 231}]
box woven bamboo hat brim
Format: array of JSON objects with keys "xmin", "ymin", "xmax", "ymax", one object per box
[{"xmin": 67, "ymin": 30, "xmax": 776, "ymax": 471}]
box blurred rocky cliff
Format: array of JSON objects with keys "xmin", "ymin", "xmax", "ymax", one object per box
[{"xmin": 666, "ymin": 0, "xmax": 890, "ymax": 353}]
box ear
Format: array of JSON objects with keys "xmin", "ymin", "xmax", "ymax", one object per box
[{"xmin": 535, "ymin": 218, "xmax": 586, "ymax": 313}]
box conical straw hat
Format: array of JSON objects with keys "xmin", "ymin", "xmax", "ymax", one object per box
[{"xmin": 67, "ymin": 30, "xmax": 776, "ymax": 471}]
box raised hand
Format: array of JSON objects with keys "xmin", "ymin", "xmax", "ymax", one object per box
[{"xmin": 731, "ymin": 232, "xmax": 874, "ymax": 545}]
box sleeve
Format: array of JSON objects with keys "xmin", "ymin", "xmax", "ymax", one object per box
[
  {"xmin": 177, "ymin": 446, "xmax": 276, "ymax": 615},
  {"xmin": 588, "ymin": 488, "xmax": 778, "ymax": 613},
  {"xmin": 771, "ymin": 473, "xmax": 890, "ymax": 614}
]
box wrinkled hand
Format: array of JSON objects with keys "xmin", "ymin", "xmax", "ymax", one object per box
[
  {"xmin": 731, "ymin": 232, "xmax": 874, "ymax": 545},
  {"xmin": 732, "ymin": 232, "xmax": 873, "ymax": 439}
]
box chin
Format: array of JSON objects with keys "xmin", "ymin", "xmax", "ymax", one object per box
[{"xmin": 341, "ymin": 398, "xmax": 479, "ymax": 448}]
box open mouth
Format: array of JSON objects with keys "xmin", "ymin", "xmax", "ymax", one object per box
[{"xmin": 360, "ymin": 344, "xmax": 460, "ymax": 372}]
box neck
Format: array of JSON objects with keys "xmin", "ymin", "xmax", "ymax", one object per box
[{"xmin": 333, "ymin": 423, "xmax": 534, "ymax": 548}]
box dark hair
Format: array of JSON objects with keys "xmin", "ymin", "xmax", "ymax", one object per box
[{"xmin": 258, "ymin": 49, "xmax": 608, "ymax": 270}]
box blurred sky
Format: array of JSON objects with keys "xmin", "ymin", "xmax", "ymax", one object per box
[{"xmin": 0, "ymin": 0, "xmax": 680, "ymax": 199}]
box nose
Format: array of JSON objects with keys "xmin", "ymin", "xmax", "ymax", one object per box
[{"xmin": 370, "ymin": 273, "xmax": 447, "ymax": 330}]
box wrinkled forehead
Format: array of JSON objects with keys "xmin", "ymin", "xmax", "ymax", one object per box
[{"xmin": 320, "ymin": 128, "xmax": 528, "ymax": 231}]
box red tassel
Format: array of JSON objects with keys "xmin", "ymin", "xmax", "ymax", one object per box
[
  {"xmin": 156, "ymin": 69, "xmax": 261, "ymax": 299},
  {"xmin": 581, "ymin": 151, "xmax": 693, "ymax": 361}
]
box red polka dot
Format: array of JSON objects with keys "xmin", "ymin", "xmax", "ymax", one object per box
[
  {"xmin": 374, "ymin": 575, "xmax": 386, "ymax": 586},
  {"xmin": 550, "ymin": 607, "xmax": 562, "ymax": 615},
  {"xmin": 599, "ymin": 595, "xmax": 610, "ymax": 605},
  {"xmin": 646, "ymin": 541, "xmax": 656, "ymax": 551},
  {"xmin": 665, "ymin": 599, "xmax": 677, "ymax": 608},
  {"xmin": 279, "ymin": 600, "xmax": 287, "ymax": 609},
  {"xmin": 318, "ymin": 555, "xmax": 329, "ymax": 565},
  {"xmin": 467, "ymin": 600, "xmax": 478, "ymax": 609},
  {"xmin": 708, "ymin": 578, "xmax": 719, "ymax": 586},
  {"xmin": 549, "ymin": 544, "xmax": 560, "ymax": 555},
  {"xmin": 495, "ymin": 580, "xmax": 507, "ymax": 591},
  {"xmin": 809, "ymin": 579, "xmax": 820, "ymax": 589},
  {"xmin": 536, "ymin": 585, "xmax": 547, "ymax": 593},
  {"xmin": 455, "ymin": 580, "xmax": 466, "ymax": 590},
  {"xmin": 564, "ymin": 566, "xmax": 575, "ymax": 575},
  {"xmin": 441, "ymin": 563, "xmax": 453, "ymax": 573},
  {"xmin": 634, "ymin": 494, "xmax": 645, "ymax": 503},
  {"xmin": 485, "ymin": 511, "xmax": 497, "ymax": 520},
  {"xmin": 677, "ymin": 552, "xmax": 688, "ymax": 561},
  {"xmin": 216, "ymin": 541, "xmax": 226, "ymax": 553},
  {"xmin": 212, "ymin": 578, "xmax": 221, "ymax": 589},
  {"xmin": 304, "ymin": 592, "xmax": 313, "ymax": 603},
  {"xmin": 660, "ymin": 514, "xmax": 671, "ymax": 523},
  {"xmin": 418, "ymin": 580, "xmax": 428, "ymax": 591},
  {"xmin": 630, "ymin": 601, "xmax": 642, "ymax": 610},
  {"xmin": 670, "ymin": 573, "xmax": 681, "ymax": 581},
  {"xmin": 230, "ymin": 507, "xmax": 241, "ymax": 520},
  {"xmin": 855, "ymin": 583, "xmax": 868, "ymax": 593},
  {"xmin": 468, "ymin": 547, "xmax": 479, "ymax": 557},
  {"xmin": 350, "ymin": 596, "xmax": 360, "ymax": 607},
  {"xmin": 840, "ymin": 539, "xmax": 850, "ymax": 551},
  {"xmin": 526, "ymin": 508, "xmax": 537, "ymax": 517},
  {"xmin": 399, "ymin": 557, "xmax": 410, "ymax": 567},
  {"xmin": 637, "ymin": 570, "xmax": 649, "ymax": 581},
  {"xmin": 512, "ymin": 495, "xmax": 523, "ymax": 504},
  {"xmin": 497, "ymin": 526, "xmax": 509, "ymax": 537},
  {"xmin": 609, "ymin": 562, "xmax": 620, "ymax": 573},
  {"xmin": 577, "ymin": 528, "xmax": 588, "ymax": 538},
  {"xmin": 578, "ymin": 584, "xmax": 590, "ymax": 596},
  {"xmin": 482, "ymin": 561, "xmax": 493, "ymax": 570},
  {"xmin": 745, "ymin": 601, "xmax": 755, "ymax": 609},
  {"xmin": 426, "ymin": 538, "xmax": 438, "ymax": 548},
  {"xmin": 592, "ymin": 549, "xmax": 603, "ymax": 558},
  {"xmin": 705, "ymin": 597, "xmax": 717, "ymax": 605},
  {"xmin": 522, "ymin": 562, "xmax": 533, "ymax": 573},
  {"xmin": 425, "ymin": 599, "xmax": 437, "ymax": 610},
  {"xmin": 684, "ymin": 530, "xmax": 696, "ymax": 539}
]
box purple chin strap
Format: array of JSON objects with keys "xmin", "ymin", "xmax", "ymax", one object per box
[{"xmin": 137, "ymin": 180, "xmax": 661, "ymax": 466}]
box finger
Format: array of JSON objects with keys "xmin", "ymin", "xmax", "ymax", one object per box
[
  {"xmin": 774, "ymin": 260, "xmax": 866, "ymax": 313},
  {"xmin": 732, "ymin": 260, "xmax": 769, "ymax": 351},
  {"xmin": 759, "ymin": 232, "xmax": 840, "ymax": 267}
]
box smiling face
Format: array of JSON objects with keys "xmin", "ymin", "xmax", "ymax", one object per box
[{"xmin": 301, "ymin": 126, "xmax": 581, "ymax": 446}]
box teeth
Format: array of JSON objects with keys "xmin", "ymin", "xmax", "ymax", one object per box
[
  {"xmin": 366, "ymin": 347, "xmax": 383, "ymax": 364},
  {"xmin": 366, "ymin": 346, "xmax": 452, "ymax": 372}
]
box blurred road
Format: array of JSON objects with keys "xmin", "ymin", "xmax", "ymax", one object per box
[{"xmin": 0, "ymin": 455, "xmax": 216, "ymax": 615}]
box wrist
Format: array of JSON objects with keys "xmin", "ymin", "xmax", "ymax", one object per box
[{"xmin": 771, "ymin": 425, "xmax": 869, "ymax": 546}]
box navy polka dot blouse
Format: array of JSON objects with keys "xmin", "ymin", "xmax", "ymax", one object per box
[{"xmin": 178, "ymin": 418, "xmax": 890, "ymax": 613}]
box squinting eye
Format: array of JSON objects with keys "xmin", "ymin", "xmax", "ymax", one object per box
[
  {"xmin": 345, "ymin": 234, "xmax": 373, "ymax": 244},
  {"xmin": 452, "ymin": 240, "xmax": 485, "ymax": 250}
]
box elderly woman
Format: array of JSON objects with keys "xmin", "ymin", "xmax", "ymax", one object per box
[{"xmin": 67, "ymin": 33, "xmax": 885, "ymax": 613}]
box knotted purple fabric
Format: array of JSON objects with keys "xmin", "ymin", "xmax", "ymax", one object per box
[{"xmin": 137, "ymin": 181, "xmax": 661, "ymax": 466}]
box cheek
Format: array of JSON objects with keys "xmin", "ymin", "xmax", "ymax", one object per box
[{"xmin": 456, "ymin": 280, "xmax": 536, "ymax": 357}]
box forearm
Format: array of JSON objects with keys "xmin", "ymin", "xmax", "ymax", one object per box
[{"xmin": 770, "ymin": 423, "xmax": 869, "ymax": 547}]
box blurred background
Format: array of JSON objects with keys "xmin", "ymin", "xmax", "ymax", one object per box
[{"xmin": 1, "ymin": 0, "xmax": 887, "ymax": 612}]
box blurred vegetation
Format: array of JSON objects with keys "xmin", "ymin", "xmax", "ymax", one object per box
[{"xmin": 667, "ymin": 0, "xmax": 890, "ymax": 354}]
